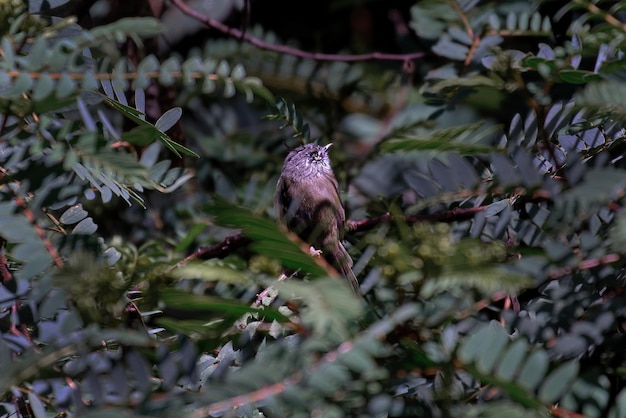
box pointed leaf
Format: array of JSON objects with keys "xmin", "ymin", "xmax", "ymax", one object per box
[
  {"xmin": 59, "ymin": 204, "xmax": 88, "ymax": 225},
  {"xmin": 155, "ymin": 107, "xmax": 182, "ymax": 132}
]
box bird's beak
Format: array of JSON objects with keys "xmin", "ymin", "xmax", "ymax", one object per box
[{"xmin": 324, "ymin": 143, "xmax": 333, "ymax": 150}]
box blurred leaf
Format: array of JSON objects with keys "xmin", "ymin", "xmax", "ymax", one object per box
[
  {"xmin": 55, "ymin": 73, "xmax": 76, "ymax": 99},
  {"xmin": 382, "ymin": 122, "xmax": 496, "ymax": 154},
  {"xmin": 538, "ymin": 361, "xmax": 579, "ymax": 403},
  {"xmin": 495, "ymin": 339, "xmax": 530, "ymax": 381},
  {"xmin": 159, "ymin": 289, "xmax": 286, "ymax": 322},
  {"xmin": 558, "ymin": 69, "xmax": 602, "ymax": 84},
  {"xmin": 174, "ymin": 224, "xmax": 206, "ymax": 252},
  {"xmin": 32, "ymin": 74, "xmax": 54, "ymax": 100},
  {"xmin": 171, "ymin": 263, "xmax": 249, "ymax": 284},
  {"xmin": 576, "ymin": 81, "xmax": 626, "ymax": 118},
  {"xmin": 156, "ymin": 317, "xmax": 231, "ymax": 337},
  {"xmin": 433, "ymin": 38, "xmax": 469, "ymax": 61},
  {"xmin": 207, "ymin": 198, "xmax": 328, "ymax": 277},
  {"xmin": 8, "ymin": 72, "xmax": 33, "ymax": 97},
  {"xmin": 275, "ymin": 277, "xmax": 363, "ymax": 339},
  {"xmin": 517, "ymin": 351, "xmax": 549, "ymax": 392},
  {"xmin": 27, "ymin": 392, "xmax": 46, "ymax": 418}
]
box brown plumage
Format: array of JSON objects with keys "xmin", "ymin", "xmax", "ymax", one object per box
[{"xmin": 275, "ymin": 143, "xmax": 360, "ymax": 294}]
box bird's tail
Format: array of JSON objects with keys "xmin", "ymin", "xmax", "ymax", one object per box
[{"xmin": 328, "ymin": 243, "xmax": 360, "ymax": 295}]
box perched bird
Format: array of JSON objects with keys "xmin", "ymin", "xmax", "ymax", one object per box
[{"xmin": 275, "ymin": 143, "xmax": 360, "ymax": 294}]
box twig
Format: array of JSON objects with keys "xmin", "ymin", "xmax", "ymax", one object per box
[
  {"xmin": 173, "ymin": 233, "xmax": 251, "ymax": 268},
  {"xmin": 573, "ymin": 0, "xmax": 626, "ymax": 33},
  {"xmin": 170, "ymin": 0, "xmax": 426, "ymax": 63},
  {"xmin": 176, "ymin": 205, "xmax": 488, "ymax": 268},
  {"xmin": 252, "ymin": 273, "xmax": 287, "ymax": 308},
  {"xmin": 13, "ymin": 195, "xmax": 64, "ymax": 268},
  {"xmin": 0, "ymin": 253, "xmax": 12, "ymax": 284},
  {"xmin": 348, "ymin": 205, "xmax": 488, "ymax": 232},
  {"xmin": 548, "ymin": 253, "xmax": 621, "ymax": 280}
]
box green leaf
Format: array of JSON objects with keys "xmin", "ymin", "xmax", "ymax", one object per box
[
  {"xmin": 159, "ymin": 57, "xmax": 179, "ymax": 86},
  {"xmin": 100, "ymin": 94, "xmax": 199, "ymax": 158},
  {"xmin": 517, "ymin": 350, "xmax": 549, "ymax": 391},
  {"xmin": 171, "ymin": 263, "xmax": 249, "ymax": 284},
  {"xmin": 610, "ymin": 212, "xmax": 626, "ymax": 253},
  {"xmin": 275, "ymin": 278, "xmax": 363, "ymax": 339},
  {"xmin": 458, "ymin": 322, "xmax": 505, "ymax": 365},
  {"xmin": 495, "ymin": 339, "xmax": 529, "ymax": 381},
  {"xmin": 576, "ymin": 81, "xmax": 626, "ymax": 117},
  {"xmin": 155, "ymin": 107, "xmax": 182, "ymax": 132},
  {"xmin": 429, "ymin": 74, "xmax": 505, "ymax": 92},
  {"xmin": 137, "ymin": 54, "xmax": 159, "ymax": 76},
  {"xmin": 8, "ymin": 72, "xmax": 33, "ymax": 97},
  {"xmin": 160, "ymin": 289, "xmax": 286, "ymax": 322},
  {"xmin": 85, "ymin": 17, "xmax": 165, "ymax": 43},
  {"xmin": 421, "ymin": 265, "xmax": 532, "ymax": 297},
  {"xmin": 463, "ymin": 401, "xmax": 548, "ymax": 418},
  {"xmin": 207, "ymin": 198, "xmax": 328, "ymax": 277},
  {"xmin": 160, "ymin": 136, "xmax": 200, "ymax": 158},
  {"xmin": 223, "ymin": 79, "xmax": 236, "ymax": 98},
  {"xmin": 155, "ymin": 317, "xmax": 230, "ymax": 337},
  {"xmin": 174, "ymin": 224, "xmax": 206, "ymax": 252},
  {"xmin": 202, "ymin": 76, "xmax": 216, "ymax": 94},
  {"xmin": 538, "ymin": 361, "xmax": 579, "ymax": 404},
  {"xmin": 59, "ymin": 204, "xmax": 88, "ymax": 225},
  {"xmin": 82, "ymin": 71, "xmax": 99, "ymax": 90},
  {"xmin": 32, "ymin": 74, "xmax": 55, "ymax": 100},
  {"xmin": 122, "ymin": 126, "xmax": 157, "ymax": 146},
  {"xmin": 33, "ymin": 92, "xmax": 78, "ymax": 114},
  {"xmin": 2, "ymin": 37, "xmax": 14, "ymax": 68},
  {"xmin": 238, "ymin": 78, "xmax": 273, "ymax": 103},
  {"xmin": 382, "ymin": 122, "xmax": 496, "ymax": 155},
  {"xmin": 27, "ymin": 393, "xmax": 46, "ymax": 418},
  {"xmin": 609, "ymin": 388, "xmax": 626, "ymax": 418},
  {"xmin": 558, "ymin": 69, "xmax": 602, "ymax": 85},
  {"xmin": 72, "ymin": 217, "xmax": 98, "ymax": 234},
  {"xmin": 433, "ymin": 38, "xmax": 469, "ymax": 61},
  {"xmin": 230, "ymin": 63, "xmax": 246, "ymax": 80},
  {"xmin": 55, "ymin": 73, "xmax": 76, "ymax": 99},
  {"xmin": 475, "ymin": 324, "xmax": 510, "ymax": 374},
  {"xmin": 484, "ymin": 200, "xmax": 510, "ymax": 217}
]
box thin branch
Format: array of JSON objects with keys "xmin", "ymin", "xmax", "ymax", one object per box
[
  {"xmin": 548, "ymin": 253, "xmax": 621, "ymax": 280},
  {"xmin": 0, "ymin": 253, "xmax": 11, "ymax": 284},
  {"xmin": 13, "ymin": 195, "xmax": 64, "ymax": 268},
  {"xmin": 170, "ymin": 0, "xmax": 426, "ymax": 63},
  {"xmin": 173, "ymin": 233, "xmax": 252, "ymax": 268},
  {"xmin": 451, "ymin": 1, "xmax": 474, "ymax": 40},
  {"xmin": 191, "ymin": 372, "xmax": 302, "ymax": 417},
  {"xmin": 175, "ymin": 205, "xmax": 488, "ymax": 268},
  {"xmin": 4, "ymin": 69, "xmax": 218, "ymax": 81},
  {"xmin": 348, "ymin": 205, "xmax": 488, "ymax": 232},
  {"xmin": 574, "ymin": 0, "xmax": 626, "ymax": 33}
]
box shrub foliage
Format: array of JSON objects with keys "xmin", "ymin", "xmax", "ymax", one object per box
[{"xmin": 2, "ymin": 0, "xmax": 626, "ymax": 417}]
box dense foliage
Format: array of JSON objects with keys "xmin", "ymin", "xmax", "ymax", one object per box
[{"xmin": 2, "ymin": 0, "xmax": 626, "ymax": 416}]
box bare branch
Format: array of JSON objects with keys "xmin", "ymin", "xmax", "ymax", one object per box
[{"xmin": 170, "ymin": 0, "xmax": 426, "ymax": 63}]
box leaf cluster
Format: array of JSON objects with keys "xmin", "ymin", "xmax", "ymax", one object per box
[{"xmin": 5, "ymin": 1, "xmax": 626, "ymax": 418}]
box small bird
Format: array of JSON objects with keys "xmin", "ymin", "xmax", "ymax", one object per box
[{"xmin": 275, "ymin": 143, "xmax": 360, "ymax": 294}]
